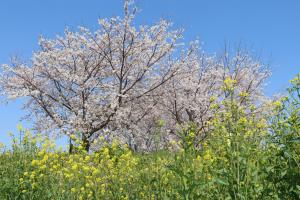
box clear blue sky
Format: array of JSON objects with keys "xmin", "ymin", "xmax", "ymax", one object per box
[{"xmin": 0, "ymin": 0, "xmax": 299, "ymax": 146}]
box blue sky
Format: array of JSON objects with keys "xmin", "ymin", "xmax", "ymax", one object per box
[{"xmin": 0, "ymin": 0, "xmax": 299, "ymax": 146}]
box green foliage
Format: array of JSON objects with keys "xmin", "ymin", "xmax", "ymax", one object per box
[
  {"xmin": 0, "ymin": 75, "xmax": 299, "ymax": 199},
  {"xmin": 266, "ymin": 73, "xmax": 300, "ymax": 199}
]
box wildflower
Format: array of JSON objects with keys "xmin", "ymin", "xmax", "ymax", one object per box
[
  {"xmin": 189, "ymin": 131, "xmax": 195, "ymax": 138},
  {"xmin": 43, "ymin": 154, "xmax": 49, "ymax": 161},
  {"xmin": 223, "ymin": 77, "xmax": 237, "ymax": 91},
  {"xmin": 31, "ymin": 160, "xmax": 38, "ymax": 166},
  {"xmin": 31, "ymin": 138, "xmax": 37, "ymax": 145},
  {"xmin": 226, "ymin": 139, "xmax": 231, "ymax": 146},
  {"xmin": 273, "ymin": 100, "xmax": 282, "ymax": 108},
  {"xmin": 204, "ymin": 152, "xmax": 211, "ymax": 161},
  {"xmin": 65, "ymin": 173, "xmax": 74, "ymax": 179},
  {"xmin": 17, "ymin": 124, "xmax": 23, "ymax": 131},
  {"xmin": 170, "ymin": 140, "xmax": 176, "ymax": 146},
  {"xmin": 179, "ymin": 147, "xmax": 185, "ymax": 153},
  {"xmin": 245, "ymin": 131, "xmax": 252, "ymax": 137},
  {"xmin": 40, "ymin": 165, "xmax": 47, "ymax": 170},
  {"xmin": 83, "ymin": 166, "xmax": 89, "ymax": 172},
  {"xmin": 85, "ymin": 155, "xmax": 90, "ymax": 161},
  {"xmin": 42, "ymin": 143, "xmax": 49, "ymax": 149},
  {"xmin": 49, "ymin": 143, "xmax": 56, "ymax": 149},
  {"xmin": 30, "ymin": 173, "xmax": 35, "ymax": 180},
  {"xmin": 290, "ymin": 74, "xmax": 300, "ymax": 85},
  {"xmin": 96, "ymin": 178, "xmax": 101, "ymax": 182},
  {"xmin": 92, "ymin": 168, "xmax": 100, "ymax": 176},
  {"xmin": 71, "ymin": 164, "xmax": 78, "ymax": 170},
  {"xmin": 250, "ymin": 105, "xmax": 256, "ymax": 112},
  {"xmin": 207, "ymin": 174, "xmax": 212, "ymax": 180},
  {"xmin": 257, "ymin": 119, "xmax": 267, "ymax": 129},
  {"xmin": 85, "ymin": 175, "xmax": 92, "ymax": 179},
  {"xmin": 209, "ymin": 96, "xmax": 216, "ymax": 102},
  {"xmin": 70, "ymin": 135, "xmax": 76, "ymax": 140},
  {"xmin": 239, "ymin": 117, "xmax": 247, "ymax": 124},
  {"xmin": 103, "ymin": 147, "xmax": 109, "ymax": 155},
  {"xmin": 239, "ymin": 91, "xmax": 249, "ymax": 98},
  {"xmin": 38, "ymin": 150, "xmax": 45, "ymax": 157},
  {"xmin": 99, "ymin": 136, "xmax": 105, "ymax": 142},
  {"xmin": 32, "ymin": 182, "xmax": 37, "ymax": 189},
  {"xmin": 112, "ymin": 140, "xmax": 119, "ymax": 150},
  {"xmin": 210, "ymin": 103, "xmax": 219, "ymax": 110}
]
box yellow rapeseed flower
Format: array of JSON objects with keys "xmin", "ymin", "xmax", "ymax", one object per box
[
  {"xmin": 85, "ymin": 155, "xmax": 91, "ymax": 161},
  {"xmin": 30, "ymin": 173, "xmax": 35, "ymax": 180},
  {"xmin": 71, "ymin": 164, "xmax": 78, "ymax": 170},
  {"xmin": 83, "ymin": 166, "xmax": 89, "ymax": 172},
  {"xmin": 273, "ymin": 100, "xmax": 282, "ymax": 108},
  {"xmin": 31, "ymin": 160, "xmax": 38, "ymax": 166},
  {"xmin": 223, "ymin": 77, "xmax": 237, "ymax": 91},
  {"xmin": 40, "ymin": 165, "xmax": 47, "ymax": 170},
  {"xmin": 239, "ymin": 91, "xmax": 249, "ymax": 98},
  {"xmin": 204, "ymin": 153, "xmax": 211, "ymax": 161},
  {"xmin": 32, "ymin": 182, "xmax": 37, "ymax": 189},
  {"xmin": 239, "ymin": 117, "xmax": 247, "ymax": 124}
]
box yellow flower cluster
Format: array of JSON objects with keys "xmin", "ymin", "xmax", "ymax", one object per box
[
  {"xmin": 222, "ymin": 77, "xmax": 237, "ymax": 91},
  {"xmin": 239, "ymin": 91, "xmax": 249, "ymax": 98},
  {"xmin": 290, "ymin": 73, "xmax": 300, "ymax": 86},
  {"xmin": 20, "ymin": 137, "xmax": 140, "ymax": 199}
]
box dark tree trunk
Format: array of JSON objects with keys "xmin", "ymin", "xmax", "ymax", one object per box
[
  {"xmin": 82, "ymin": 134, "xmax": 90, "ymax": 153},
  {"xmin": 69, "ymin": 137, "xmax": 74, "ymax": 154}
]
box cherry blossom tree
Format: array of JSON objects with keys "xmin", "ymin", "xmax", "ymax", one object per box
[
  {"xmin": 0, "ymin": 1, "xmax": 187, "ymax": 152},
  {"xmin": 0, "ymin": 1, "xmax": 270, "ymax": 152},
  {"xmin": 156, "ymin": 44, "xmax": 270, "ymax": 148}
]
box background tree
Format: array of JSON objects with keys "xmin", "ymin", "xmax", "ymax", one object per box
[{"xmin": 156, "ymin": 44, "xmax": 270, "ymax": 149}]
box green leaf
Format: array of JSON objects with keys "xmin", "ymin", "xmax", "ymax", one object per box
[
  {"xmin": 281, "ymin": 170, "xmax": 287, "ymax": 177},
  {"xmin": 214, "ymin": 178, "xmax": 228, "ymax": 185}
]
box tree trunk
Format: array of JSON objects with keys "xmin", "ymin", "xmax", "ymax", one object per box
[
  {"xmin": 69, "ymin": 137, "xmax": 74, "ymax": 154},
  {"xmin": 82, "ymin": 134, "xmax": 90, "ymax": 152}
]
